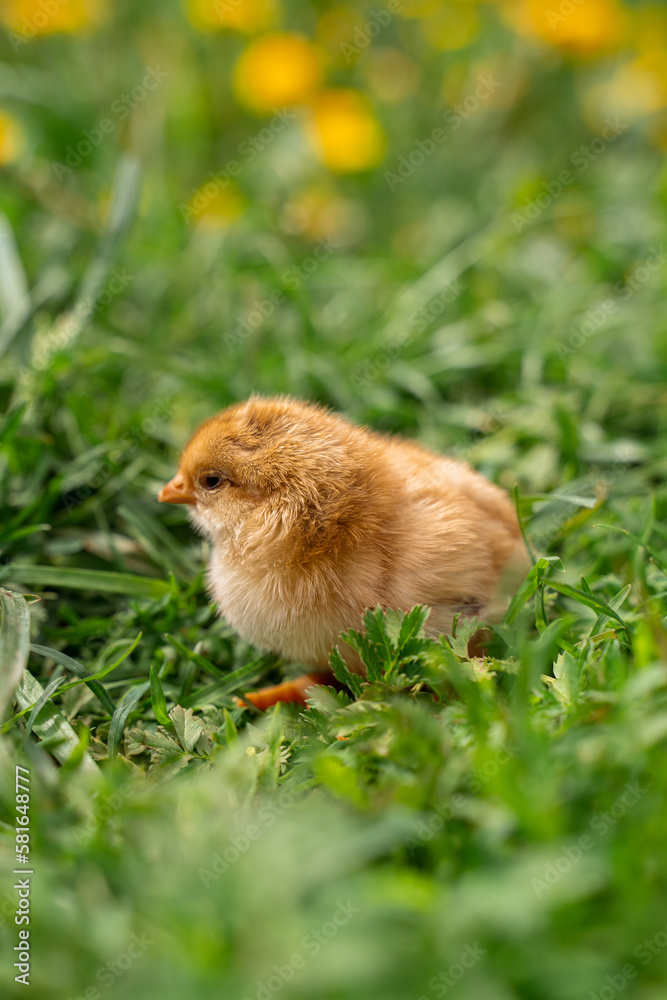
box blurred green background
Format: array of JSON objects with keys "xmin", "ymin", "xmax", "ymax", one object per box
[{"xmin": 2, "ymin": 1, "xmax": 667, "ymax": 999}]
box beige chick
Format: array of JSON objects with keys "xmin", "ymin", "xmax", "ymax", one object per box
[{"xmin": 158, "ymin": 396, "xmax": 528, "ymax": 708}]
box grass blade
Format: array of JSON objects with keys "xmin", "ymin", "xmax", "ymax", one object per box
[
  {"xmin": 26, "ymin": 674, "xmax": 66, "ymax": 735},
  {"xmin": 512, "ymin": 484, "xmax": 538, "ymax": 564},
  {"xmin": 0, "ymin": 523, "xmax": 51, "ymax": 548},
  {"xmin": 150, "ymin": 665, "xmax": 172, "ymax": 726},
  {"xmin": 30, "ymin": 643, "xmax": 116, "ymax": 715},
  {"xmin": 108, "ymin": 681, "xmax": 150, "ymax": 761},
  {"xmin": 595, "ymin": 524, "xmax": 667, "ymax": 572},
  {"xmin": 164, "ymin": 634, "xmax": 227, "ymax": 680},
  {"xmin": 523, "ymin": 492, "xmax": 598, "ymax": 509},
  {"xmin": 503, "ymin": 559, "xmax": 550, "ymax": 626},
  {"xmin": 546, "ymin": 580, "xmax": 630, "ymax": 633},
  {"xmin": 181, "ymin": 658, "xmax": 266, "ymax": 709},
  {"xmin": 61, "ymin": 155, "xmax": 141, "ymax": 347},
  {"xmin": 96, "ymin": 632, "xmax": 143, "ymax": 675},
  {"xmin": 9, "ymin": 565, "xmax": 169, "ymax": 597},
  {"xmin": 0, "ymin": 211, "xmax": 29, "ymax": 322},
  {"xmin": 14, "ymin": 669, "xmax": 98, "ymax": 773},
  {"xmin": 0, "ymin": 401, "xmax": 26, "ymax": 444},
  {"xmin": 0, "ymin": 587, "xmax": 31, "ymax": 715}
]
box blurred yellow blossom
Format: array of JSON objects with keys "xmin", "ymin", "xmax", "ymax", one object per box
[
  {"xmin": 234, "ymin": 33, "xmax": 322, "ymax": 113},
  {"xmin": 306, "ymin": 89, "xmax": 385, "ymax": 172},
  {"xmin": 180, "ymin": 180, "xmax": 245, "ymax": 227},
  {"xmin": 619, "ymin": 50, "xmax": 667, "ymax": 111},
  {"xmin": 509, "ymin": 0, "xmax": 626, "ymax": 55},
  {"xmin": 420, "ymin": 3, "xmax": 480, "ymax": 51},
  {"xmin": 361, "ymin": 48, "xmax": 420, "ymax": 104},
  {"xmin": 0, "ymin": 0, "xmax": 104, "ymax": 37},
  {"xmin": 581, "ymin": 3, "xmax": 667, "ymax": 120},
  {"xmin": 398, "ymin": 0, "xmax": 443, "ymax": 19},
  {"xmin": 0, "ymin": 110, "xmax": 25, "ymax": 164},
  {"xmin": 649, "ymin": 116, "xmax": 667, "ymax": 152},
  {"xmin": 589, "ymin": 49, "xmax": 667, "ymax": 119},
  {"xmin": 279, "ymin": 184, "xmax": 366, "ymax": 245},
  {"xmin": 195, "ymin": 186, "xmax": 245, "ymax": 228},
  {"xmin": 631, "ymin": 4, "xmax": 667, "ymax": 54},
  {"xmin": 184, "ymin": 0, "xmax": 278, "ymax": 34},
  {"xmin": 441, "ymin": 57, "xmax": 517, "ymax": 111},
  {"xmin": 316, "ymin": 5, "xmax": 361, "ymax": 61}
]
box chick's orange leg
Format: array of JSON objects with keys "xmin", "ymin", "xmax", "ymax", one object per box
[{"xmin": 236, "ymin": 672, "xmax": 332, "ymax": 711}]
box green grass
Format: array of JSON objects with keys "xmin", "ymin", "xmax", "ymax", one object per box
[{"xmin": 2, "ymin": 2, "xmax": 667, "ymax": 998}]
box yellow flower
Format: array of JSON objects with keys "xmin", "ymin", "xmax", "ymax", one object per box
[
  {"xmin": 420, "ymin": 2, "xmax": 479, "ymax": 50},
  {"xmin": 182, "ymin": 180, "xmax": 245, "ymax": 228},
  {"xmin": 0, "ymin": 0, "xmax": 104, "ymax": 36},
  {"xmin": 398, "ymin": 0, "xmax": 442, "ymax": 19},
  {"xmin": 504, "ymin": 0, "xmax": 625, "ymax": 55},
  {"xmin": 360, "ymin": 48, "xmax": 420, "ymax": 104},
  {"xmin": 234, "ymin": 33, "xmax": 322, "ymax": 113},
  {"xmin": 196, "ymin": 186, "xmax": 245, "ymax": 228},
  {"xmin": 649, "ymin": 116, "xmax": 667, "ymax": 153},
  {"xmin": 306, "ymin": 89, "xmax": 385, "ymax": 172},
  {"xmin": 589, "ymin": 49, "xmax": 667, "ymax": 118},
  {"xmin": 279, "ymin": 184, "xmax": 365, "ymax": 245},
  {"xmin": 184, "ymin": 0, "xmax": 278, "ymax": 34},
  {"xmin": 0, "ymin": 110, "xmax": 25, "ymax": 165},
  {"xmin": 631, "ymin": 4, "xmax": 667, "ymax": 55},
  {"xmin": 316, "ymin": 5, "xmax": 362, "ymax": 64}
]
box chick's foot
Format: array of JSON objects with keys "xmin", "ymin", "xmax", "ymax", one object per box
[{"xmin": 236, "ymin": 672, "xmax": 332, "ymax": 710}]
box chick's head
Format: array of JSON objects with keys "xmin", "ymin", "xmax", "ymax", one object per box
[{"xmin": 158, "ymin": 396, "xmax": 373, "ymax": 554}]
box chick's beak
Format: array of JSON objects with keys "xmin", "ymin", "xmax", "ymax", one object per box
[{"xmin": 158, "ymin": 472, "xmax": 196, "ymax": 505}]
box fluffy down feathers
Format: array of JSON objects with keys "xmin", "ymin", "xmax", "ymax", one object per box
[{"xmin": 159, "ymin": 396, "xmax": 528, "ymax": 669}]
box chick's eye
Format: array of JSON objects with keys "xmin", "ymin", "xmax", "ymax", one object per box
[{"xmin": 200, "ymin": 473, "xmax": 225, "ymax": 491}]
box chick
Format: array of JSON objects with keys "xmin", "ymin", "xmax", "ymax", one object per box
[{"xmin": 159, "ymin": 396, "xmax": 528, "ymax": 708}]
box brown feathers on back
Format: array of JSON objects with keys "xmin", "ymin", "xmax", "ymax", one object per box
[{"xmin": 161, "ymin": 396, "xmax": 528, "ymax": 669}]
